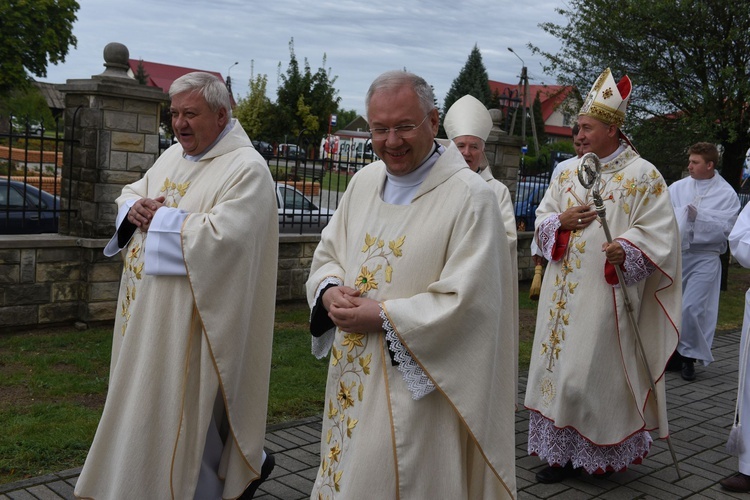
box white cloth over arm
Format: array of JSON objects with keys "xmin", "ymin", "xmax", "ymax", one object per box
[
  {"xmin": 669, "ymin": 175, "xmax": 739, "ymax": 253},
  {"xmin": 102, "ymin": 201, "xmax": 189, "ymax": 275}
]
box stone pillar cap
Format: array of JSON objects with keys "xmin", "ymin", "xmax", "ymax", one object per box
[{"xmin": 94, "ymin": 42, "xmax": 136, "ymax": 82}]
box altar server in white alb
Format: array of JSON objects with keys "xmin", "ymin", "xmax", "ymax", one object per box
[
  {"xmin": 722, "ymin": 202, "xmax": 750, "ymax": 493},
  {"xmin": 306, "ymin": 70, "xmax": 517, "ymax": 499},
  {"xmin": 525, "ymin": 68, "xmax": 681, "ymax": 483},
  {"xmin": 443, "ymin": 93, "xmax": 518, "ymax": 399},
  {"xmin": 75, "ymin": 72, "xmax": 278, "ymax": 500},
  {"xmin": 668, "ymin": 142, "xmax": 739, "ymax": 381}
]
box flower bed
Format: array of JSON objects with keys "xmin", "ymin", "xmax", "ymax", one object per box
[{"xmin": 280, "ymin": 181, "xmax": 320, "ymax": 196}]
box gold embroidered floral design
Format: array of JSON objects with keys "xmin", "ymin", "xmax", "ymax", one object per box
[
  {"xmin": 355, "ymin": 266, "xmax": 378, "ymax": 293},
  {"xmin": 317, "ymin": 328, "xmax": 369, "ymax": 498},
  {"xmin": 602, "ymin": 87, "xmax": 613, "ymax": 99},
  {"xmin": 355, "ymin": 233, "xmax": 405, "ymax": 295},
  {"xmin": 160, "ymin": 178, "xmax": 190, "ymax": 202},
  {"xmin": 540, "ymin": 376, "xmax": 556, "ymax": 407},
  {"xmin": 120, "ymin": 237, "xmax": 145, "ymax": 335},
  {"xmin": 316, "ymin": 231, "xmax": 406, "ymax": 498},
  {"xmin": 540, "ymin": 233, "xmax": 582, "ymax": 370},
  {"xmin": 118, "ymin": 177, "xmax": 190, "ymax": 336}
]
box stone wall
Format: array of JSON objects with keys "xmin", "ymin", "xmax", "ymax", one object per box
[
  {"xmin": 0, "ymin": 232, "xmax": 537, "ymax": 330},
  {"xmin": 0, "ymin": 233, "xmax": 323, "ymax": 330}
]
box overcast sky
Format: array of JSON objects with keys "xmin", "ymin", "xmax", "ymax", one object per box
[{"xmin": 42, "ymin": 0, "xmax": 569, "ymax": 115}]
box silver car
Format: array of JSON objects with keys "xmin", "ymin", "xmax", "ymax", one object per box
[{"xmin": 276, "ymin": 183, "xmax": 334, "ymax": 231}]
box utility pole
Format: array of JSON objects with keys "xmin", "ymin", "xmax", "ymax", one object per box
[{"xmin": 507, "ymin": 48, "xmax": 539, "ymax": 155}]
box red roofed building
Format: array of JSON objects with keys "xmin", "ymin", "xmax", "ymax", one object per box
[
  {"xmin": 127, "ymin": 59, "xmax": 235, "ymax": 106},
  {"xmin": 489, "ymin": 80, "xmax": 579, "ymax": 143}
]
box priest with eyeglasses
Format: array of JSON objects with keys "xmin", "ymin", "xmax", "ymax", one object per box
[{"xmin": 305, "ymin": 70, "xmax": 517, "ymax": 499}]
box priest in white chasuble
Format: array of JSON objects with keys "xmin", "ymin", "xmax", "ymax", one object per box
[
  {"xmin": 75, "ymin": 72, "xmax": 278, "ymax": 500},
  {"xmin": 444, "ymin": 94, "xmax": 519, "ymax": 404},
  {"xmin": 306, "ymin": 71, "xmax": 517, "ymax": 499},
  {"xmin": 525, "ymin": 68, "xmax": 681, "ymax": 483}
]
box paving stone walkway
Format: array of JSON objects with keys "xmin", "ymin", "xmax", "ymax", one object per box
[{"xmin": 1, "ymin": 330, "xmax": 746, "ymax": 499}]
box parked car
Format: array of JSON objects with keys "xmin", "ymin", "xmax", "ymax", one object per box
[
  {"xmin": 514, "ymin": 179, "xmax": 549, "ymax": 232},
  {"xmin": 277, "ymin": 143, "xmax": 306, "ymax": 160},
  {"xmin": 0, "ymin": 179, "xmax": 60, "ymax": 234},
  {"xmin": 159, "ymin": 134, "xmax": 173, "ymax": 150},
  {"xmin": 276, "ymin": 183, "xmax": 334, "ymax": 230},
  {"xmin": 252, "ymin": 140, "xmax": 274, "ymax": 161}
]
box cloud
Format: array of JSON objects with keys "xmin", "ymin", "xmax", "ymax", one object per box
[{"xmin": 44, "ymin": 0, "xmax": 567, "ymax": 115}]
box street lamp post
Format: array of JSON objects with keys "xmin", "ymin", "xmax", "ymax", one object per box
[
  {"xmin": 226, "ymin": 61, "xmax": 238, "ymax": 94},
  {"xmin": 507, "ymin": 47, "xmax": 539, "ymax": 155}
]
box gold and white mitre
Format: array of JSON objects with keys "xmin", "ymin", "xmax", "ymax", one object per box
[{"xmin": 578, "ymin": 68, "xmax": 632, "ymax": 127}]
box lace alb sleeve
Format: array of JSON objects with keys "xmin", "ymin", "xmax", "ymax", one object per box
[
  {"xmin": 618, "ymin": 239, "xmax": 656, "ymax": 286},
  {"xmin": 311, "ymin": 277, "xmax": 343, "ymax": 359},
  {"xmin": 538, "ymin": 214, "xmax": 562, "ymax": 261},
  {"xmin": 381, "ymin": 307, "xmax": 436, "ymax": 400}
]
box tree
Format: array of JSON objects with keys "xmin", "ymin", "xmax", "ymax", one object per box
[
  {"xmin": 442, "ymin": 45, "xmax": 493, "ymax": 116},
  {"xmin": 0, "ymin": 85, "xmax": 55, "ymax": 130},
  {"xmin": 234, "ymin": 73, "xmax": 275, "ymax": 140},
  {"xmin": 0, "ymin": 0, "xmax": 79, "ymax": 98},
  {"xmin": 335, "ymin": 109, "xmax": 358, "ymax": 129},
  {"xmin": 276, "ymin": 39, "xmax": 340, "ymax": 147},
  {"xmin": 531, "ymin": 0, "xmax": 750, "ymax": 187},
  {"xmin": 530, "ymin": 93, "xmax": 547, "ymax": 151},
  {"xmin": 134, "ymin": 59, "xmax": 149, "ymax": 85}
]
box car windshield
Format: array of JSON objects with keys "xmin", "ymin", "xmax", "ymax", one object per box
[{"xmin": 281, "ymin": 186, "xmax": 316, "ymax": 211}]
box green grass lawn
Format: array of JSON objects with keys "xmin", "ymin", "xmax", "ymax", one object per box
[
  {"xmin": 1, "ymin": 265, "xmax": 748, "ymax": 484},
  {"xmin": 0, "ymin": 304, "xmax": 329, "ymax": 485}
]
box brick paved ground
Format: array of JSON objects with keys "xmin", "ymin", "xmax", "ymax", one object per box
[{"xmin": 1, "ymin": 330, "xmax": 745, "ymax": 499}]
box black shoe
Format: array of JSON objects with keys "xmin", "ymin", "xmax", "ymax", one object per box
[
  {"xmin": 239, "ymin": 451, "xmax": 275, "ymax": 499},
  {"xmin": 535, "ymin": 462, "xmax": 581, "ymax": 483},
  {"xmin": 681, "ymin": 359, "xmax": 696, "ymax": 381},
  {"xmin": 721, "ymin": 472, "xmax": 750, "ymax": 492},
  {"xmin": 666, "ymin": 351, "xmax": 683, "ymax": 371}
]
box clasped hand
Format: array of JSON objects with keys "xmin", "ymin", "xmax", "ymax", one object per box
[
  {"xmin": 560, "ymin": 205, "xmax": 597, "ymax": 232},
  {"xmin": 322, "ymin": 286, "xmax": 384, "ymax": 333},
  {"xmin": 127, "ymin": 196, "xmax": 166, "ymax": 232},
  {"xmin": 560, "ymin": 205, "xmax": 624, "ymax": 265},
  {"xmin": 687, "ymin": 204, "xmax": 697, "ymax": 222}
]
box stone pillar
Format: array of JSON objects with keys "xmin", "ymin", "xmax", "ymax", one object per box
[
  {"xmin": 56, "ymin": 42, "xmax": 168, "ymax": 324},
  {"xmin": 485, "ymin": 109, "xmax": 537, "ymax": 280},
  {"xmin": 58, "ymin": 42, "xmax": 168, "ymax": 238},
  {"xmin": 485, "ymin": 108, "xmax": 523, "ymax": 196}
]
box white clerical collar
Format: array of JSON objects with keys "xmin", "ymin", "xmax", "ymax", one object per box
[
  {"xmin": 600, "ymin": 144, "xmax": 627, "ymax": 164},
  {"xmin": 382, "ymin": 142, "xmax": 444, "ymax": 205},
  {"xmin": 183, "ymin": 120, "xmax": 234, "ymax": 162}
]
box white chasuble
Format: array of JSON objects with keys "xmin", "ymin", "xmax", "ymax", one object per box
[
  {"xmin": 525, "ymin": 146, "xmax": 681, "ymax": 448},
  {"xmin": 75, "ymin": 122, "xmax": 278, "ymax": 500},
  {"xmin": 307, "ymin": 143, "xmax": 517, "ymax": 499}
]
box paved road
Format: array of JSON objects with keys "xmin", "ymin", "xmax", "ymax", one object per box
[{"xmin": 1, "ymin": 330, "xmax": 746, "ymax": 499}]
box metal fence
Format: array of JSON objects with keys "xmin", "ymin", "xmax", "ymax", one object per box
[
  {"xmin": 0, "ymin": 115, "xmax": 78, "ymax": 235},
  {"xmin": 514, "ymin": 153, "xmax": 556, "ymax": 232},
  {"xmin": 267, "ymin": 130, "xmax": 374, "ymax": 234}
]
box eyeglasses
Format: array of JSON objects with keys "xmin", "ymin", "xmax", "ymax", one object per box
[{"xmin": 368, "ymin": 112, "xmax": 431, "ymax": 141}]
